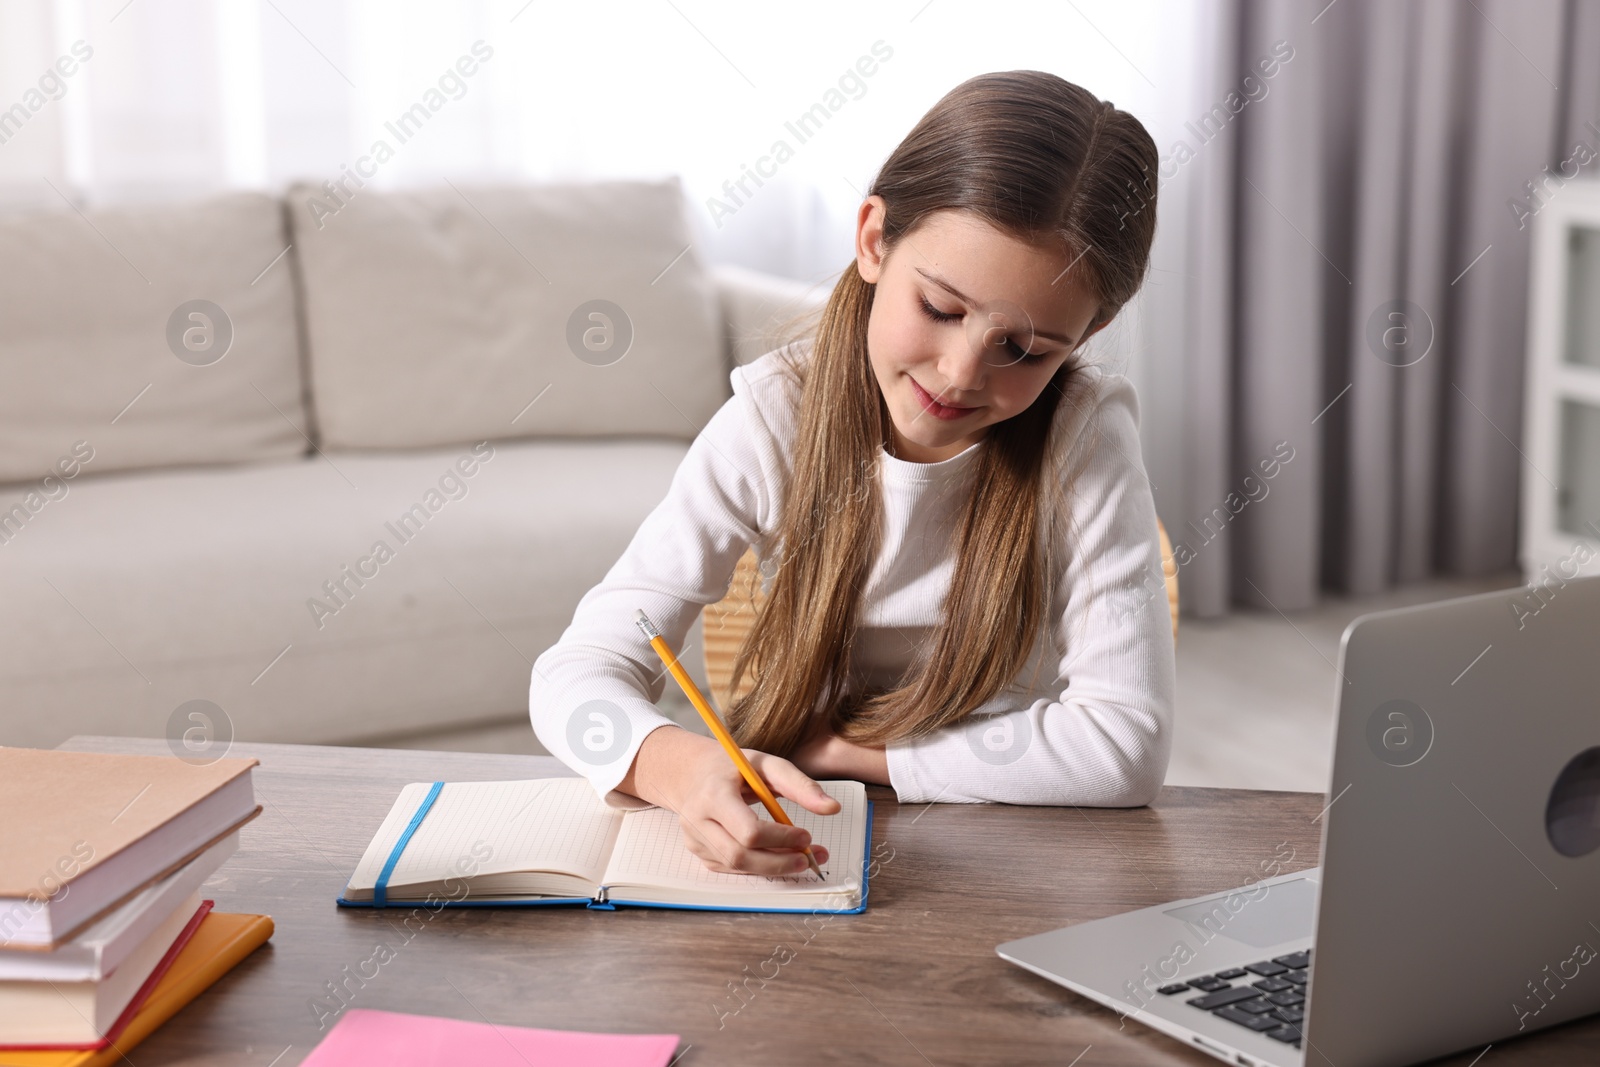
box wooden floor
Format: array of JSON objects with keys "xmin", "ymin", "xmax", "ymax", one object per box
[{"xmin": 369, "ymin": 570, "xmax": 1526, "ymax": 794}]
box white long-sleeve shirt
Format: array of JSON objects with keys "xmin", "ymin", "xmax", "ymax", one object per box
[{"xmin": 529, "ymin": 343, "xmax": 1176, "ymax": 808}]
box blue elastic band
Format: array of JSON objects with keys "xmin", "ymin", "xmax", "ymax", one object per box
[{"xmin": 373, "ymin": 781, "xmax": 443, "ymax": 908}]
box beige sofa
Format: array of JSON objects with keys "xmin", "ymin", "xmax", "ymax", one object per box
[{"xmin": 0, "ymin": 178, "xmax": 822, "ymax": 750}]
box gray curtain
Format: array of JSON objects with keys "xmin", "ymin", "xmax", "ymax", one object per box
[{"xmin": 1156, "ymin": 0, "xmax": 1600, "ymax": 617}]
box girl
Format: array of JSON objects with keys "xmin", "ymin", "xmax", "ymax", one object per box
[{"xmin": 530, "ymin": 70, "xmax": 1174, "ymax": 878}]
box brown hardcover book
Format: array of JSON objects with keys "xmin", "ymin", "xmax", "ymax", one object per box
[{"xmin": 0, "ymin": 749, "xmax": 259, "ymax": 949}]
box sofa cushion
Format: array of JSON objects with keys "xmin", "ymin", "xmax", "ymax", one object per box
[
  {"xmin": 712, "ymin": 264, "xmax": 829, "ymax": 368},
  {"xmin": 0, "ymin": 438, "xmax": 689, "ymax": 748},
  {"xmin": 287, "ymin": 178, "xmax": 726, "ymax": 449},
  {"xmin": 0, "ymin": 193, "xmax": 309, "ymax": 485}
]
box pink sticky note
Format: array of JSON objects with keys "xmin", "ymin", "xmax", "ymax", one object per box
[{"xmin": 301, "ymin": 1008, "xmax": 681, "ymax": 1067}]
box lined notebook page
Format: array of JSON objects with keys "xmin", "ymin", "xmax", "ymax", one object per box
[
  {"xmin": 600, "ymin": 780, "xmax": 867, "ymax": 894},
  {"xmin": 346, "ymin": 779, "xmax": 623, "ymax": 893}
]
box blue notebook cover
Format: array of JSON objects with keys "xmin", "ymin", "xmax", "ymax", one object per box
[{"xmin": 336, "ymin": 781, "xmax": 873, "ymax": 915}]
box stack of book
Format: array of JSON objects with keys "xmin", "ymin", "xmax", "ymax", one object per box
[{"xmin": 0, "ymin": 748, "xmax": 273, "ymax": 1064}]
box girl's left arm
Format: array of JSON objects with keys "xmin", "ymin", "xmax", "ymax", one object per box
[
  {"xmin": 792, "ymin": 712, "xmax": 891, "ymax": 785},
  {"xmin": 880, "ymin": 372, "xmax": 1178, "ymax": 806}
]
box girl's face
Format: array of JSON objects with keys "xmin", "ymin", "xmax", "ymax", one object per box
[{"xmin": 855, "ymin": 198, "xmax": 1107, "ymax": 463}]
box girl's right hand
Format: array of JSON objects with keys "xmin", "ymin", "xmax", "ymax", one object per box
[{"xmin": 620, "ymin": 725, "xmax": 839, "ymax": 877}]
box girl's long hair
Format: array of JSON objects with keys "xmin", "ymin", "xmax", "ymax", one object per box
[{"xmin": 725, "ymin": 70, "xmax": 1160, "ymax": 753}]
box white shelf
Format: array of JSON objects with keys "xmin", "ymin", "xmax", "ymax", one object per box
[{"xmin": 1521, "ymin": 181, "xmax": 1600, "ymax": 586}]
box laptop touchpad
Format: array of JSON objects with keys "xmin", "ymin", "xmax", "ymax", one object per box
[{"xmin": 1162, "ymin": 877, "xmax": 1317, "ymax": 949}]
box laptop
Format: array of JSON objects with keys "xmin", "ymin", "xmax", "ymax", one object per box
[{"xmin": 998, "ymin": 574, "xmax": 1600, "ymax": 1067}]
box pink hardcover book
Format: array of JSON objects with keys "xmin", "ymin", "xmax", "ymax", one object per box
[{"xmin": 300, "ymin": 1008, "xmax": 680, "ymax": 1067}]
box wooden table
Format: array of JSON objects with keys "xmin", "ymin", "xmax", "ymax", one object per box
[{"xmin": 56, "ymin": 736, "xmax": 1598, "ymax": 1066}]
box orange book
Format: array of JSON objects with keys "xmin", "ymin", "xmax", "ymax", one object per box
[{"xmin": 0, "ymin": 912, "xmax": 274, "ymax": 1067}]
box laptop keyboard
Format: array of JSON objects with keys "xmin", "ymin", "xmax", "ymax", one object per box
[{"xmin": 1156, "ymin": 948, "xmax": 1310, "ymax": 1048}]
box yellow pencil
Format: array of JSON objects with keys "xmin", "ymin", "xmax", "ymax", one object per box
[{"xmin": 634, "ymin": 609, "xmax": 825, "ymax": 880}]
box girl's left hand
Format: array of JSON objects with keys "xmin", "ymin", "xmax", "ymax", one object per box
[{"xmin": 791, "ymin": 714, "xmax": 891, "ymax": 786}]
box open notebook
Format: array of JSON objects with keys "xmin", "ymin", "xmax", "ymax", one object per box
[{"xmin": 337, "ymin": 778, "xmax": 870, "ymax": 913}]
